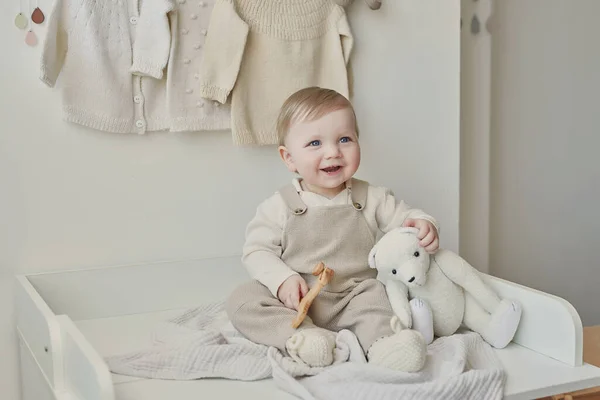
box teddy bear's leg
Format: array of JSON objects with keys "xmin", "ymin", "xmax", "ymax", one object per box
[
  {"xmin": 410, "ymin": 298, "xmax": 434, "ymax": 345},
  {"xmin": 463, "ymin": 293, "xmax": 522, "ymax": 349}
]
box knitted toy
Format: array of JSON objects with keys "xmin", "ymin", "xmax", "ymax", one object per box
[
  {"xmin": 334, "ymin": 0, "xmax": 382, "ymax": 10},
  {"xmin": 368, "ymin": 227, "xmax": 522, "ymax": 348}
]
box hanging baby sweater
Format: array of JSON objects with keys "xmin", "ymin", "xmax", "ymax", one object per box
[
  {"xmin": 198, "ymin": 0, "xmax": 353, "ymax": 145},
  {"xmin": 41, "ymin": 0, "xmax": 230, "ymax": 134}
]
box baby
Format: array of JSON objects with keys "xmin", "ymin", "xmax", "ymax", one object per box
[{"xmin": 226, "ymin": 87, "xmax": 440, "ymax": 372}]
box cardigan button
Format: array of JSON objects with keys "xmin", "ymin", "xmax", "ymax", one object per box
[
  {"xmin": 129, "ymin": 16, "xmax": 138, "ymax": 25},
  {"xmin": 353, "ymin": 202, "xmax": 363, "ymax": 210},
  {"xmin": 213, "ymin": 101, "xmax": 220, "ymax": 107},
  {"xmin": 186, "ymin": 89, "xmax": 193, "ymax": 94},
  {"xmin": 196, "ymin": 101, "xmax": 205, "ymax": 108},
  {"xmin": 133, "ymin": 96, "xmax": 142, "ymax": 104},
  {"xmin": 194, "ymin": 43, "xmax": 202, "ymax": 50},
  {"xmin": 191, "ymin": 14, "xmax": 198, "ymax": 20},
  {"xmin": 201, "ymin": 29, "xmax": 207, "ymax": 36},
  {"xmin": 135, "ymin": 120, "xmax": 144, "ymax": 128},
  {"xmin": 181, "ymin": 29, "xmax": 189, "ymax": 35}
]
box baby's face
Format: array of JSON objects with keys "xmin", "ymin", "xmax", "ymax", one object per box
[{"xmin": 280, "ymin": 108, "xmax": 360, "ymax": 198}]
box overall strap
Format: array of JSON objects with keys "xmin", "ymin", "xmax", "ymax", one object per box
[
  {"xmin": 278, "ymin": 184, "xmax": 307, "ymax": 215},
  {"xmin": 348, "ymin": 178, "xmax": 369, "ymax": 211}
]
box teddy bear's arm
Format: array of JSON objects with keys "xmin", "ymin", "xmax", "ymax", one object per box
[
  {"xmin": 434, "ymin": 250, "xmax": 501, "ymax": 313},
  {"xmin": 385, "ymin": 281, "xmax": 412, "ymax": 329}
]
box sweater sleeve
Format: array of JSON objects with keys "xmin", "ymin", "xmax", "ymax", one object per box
[
  {"xmin": 374, "ymin": 187, "xmax": 440, "ymax": 234},
  {"xmin": 337, "ymin": 13, "xmax": 353, "ymax": 64},
  {"xmin": 40, "ymin": 0, "xmax": 68, "ymax": 87},
  {"xmin": 198, "ymin": 0, "xmax": 249, "ymax": 104},
  {"xmin": 130, "ymin": 0, "xmax": 174, "ymax": 79},
  {"xmin": 242, "ymin": 194, "xmax": 298, "ymax": 297}
]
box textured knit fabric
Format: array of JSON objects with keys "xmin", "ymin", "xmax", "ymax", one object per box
[
  {"xmin": 367, "ymin": 329, "xmax": 427, "ymax": 373},
  {"xmin": 243, "ymin": 178, "xmax": 439, "ymax": 297},
  {"xmin": 198, "ymin": 0, "xmax": 353, "ymax": 145},
  {"xmin": 279, "ymin": 178, "xmax": 377, "ymax": 293},
  {"xmin": 106, "ymin": 301, "xmax": 506, "ymax": 400},
  {"xmin": 411, "ymin": 257, "xmax": 467, "ymax": 336},
  {"xmin": 271, "ymin": 331, "xmax": 505, "ymax": 400},
  {"xmin": 106, "ymin": 301, "xmax": 362, "ymax": 380},
  {"xmin": 286, "ymin": 328, "xmax": 337, "ymax": 367},
  {"xmin": 226, "ymin": 278, "xmax": 395, "ymax": 354},
  {"xmin": 41, "ymin": 0, "xmax": 230, "ymax": 134},
  {"xmin": 135, "ymin": 0, "xmax": 232, "ymax": 132}
]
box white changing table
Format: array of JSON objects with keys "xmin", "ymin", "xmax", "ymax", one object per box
[{"xmin": 15, "ymin": 256, "xmax": 600, "ymax": 400}]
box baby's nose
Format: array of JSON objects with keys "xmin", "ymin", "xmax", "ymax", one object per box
[{"xmin": 325, "ymin": 145, "xmax": 341, "ymax": 157}]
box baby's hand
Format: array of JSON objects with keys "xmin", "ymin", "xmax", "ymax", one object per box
[
  {"xmin": 403, "ymin": 218, "xmax": 439, "ymax": 253},
  {"xmin": 277, "ymin": 275, "xmax": 309, "ymax": 310}
]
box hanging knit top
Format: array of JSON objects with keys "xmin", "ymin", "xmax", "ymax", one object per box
[
  {"xmin": 198, "ymin": 0, "xmax": 353, "ymax": 145},
  {"xmin": 40, "ymin": 0, "xmax": 230, "ymax": 134}
]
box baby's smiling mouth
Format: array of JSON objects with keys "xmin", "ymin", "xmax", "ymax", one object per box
[{"xmin": 321, "ymin": 166, "xmax": 341, "ymax": 173}]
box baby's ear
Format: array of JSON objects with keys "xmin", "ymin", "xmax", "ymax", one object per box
[{"xmin": 368, "ymin": 244, "xmax": 378, "ymax": 269}]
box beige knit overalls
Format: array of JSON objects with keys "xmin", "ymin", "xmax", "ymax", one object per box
[{"xmin": 226, "ymin": 179, "xmax": 395, "ymax": 354}]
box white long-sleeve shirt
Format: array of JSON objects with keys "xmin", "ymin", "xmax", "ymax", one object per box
[{"xmin": 243, "ymin": 178, "xmax": 439, "ymax": 296}]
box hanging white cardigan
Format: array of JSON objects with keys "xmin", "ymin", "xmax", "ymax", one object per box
[{"xmin": 40, "ymin": 0, "xmax": 230, "ymax": 134}]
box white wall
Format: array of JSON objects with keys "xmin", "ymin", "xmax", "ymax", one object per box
[
  {"xmin": 0, "ymin": 1, "xmax": 460, "ymax": 399},
  {"xmin": 460, "ymin": 0, "xmax": 492, "ymax": 273},
  {"xmin": 489, "ymin": 0, "xmax": 600, "ymax": 326}
]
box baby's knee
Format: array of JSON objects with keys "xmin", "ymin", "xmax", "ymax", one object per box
[
  {"xmin": 225, "ymin": 280, "xmax": 274, "ymax": 323},
  {"xmin": 226, "ymin": 282, "xmax": 258, "ymax": 318}
]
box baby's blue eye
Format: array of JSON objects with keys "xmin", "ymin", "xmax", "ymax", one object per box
[
  {"xmin": 308, "ymin": 140, "xmax": 321, "ymax": 147},
  {"xmin": 340, "ymin": 137, "xmax": 350, "ymax": 143}
]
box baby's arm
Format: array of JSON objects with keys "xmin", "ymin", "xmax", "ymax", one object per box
[
  {"xmin": 243, "ymin": 194, "xmax": 298, "ymax": 297},
  {"xmin": 374, "ymin": 187, "xmax": 439, "ymax": 234}
]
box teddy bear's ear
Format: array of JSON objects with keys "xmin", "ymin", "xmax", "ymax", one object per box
[{"xmin": 368, "ymin": 244, "xmax": 378, "ymax": 269}]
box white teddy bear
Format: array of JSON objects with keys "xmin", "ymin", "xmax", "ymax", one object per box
[{"xmin": 369, "ymin": 227, "xmax": 522, "ymax": 348}]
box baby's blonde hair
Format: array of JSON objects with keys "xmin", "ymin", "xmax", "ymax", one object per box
[{"xmin": 276, "ymin": 87, "xmax": 359, "ymax": 146}]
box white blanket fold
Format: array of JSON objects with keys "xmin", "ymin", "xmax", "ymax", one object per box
[{"xmin": 106, "ymin": 302, "xmax": 505, "ymax": 400}]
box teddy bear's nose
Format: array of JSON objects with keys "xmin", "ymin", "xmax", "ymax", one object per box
[{"xmin": 408, "ymin": 277, "xmax": 415, "ymax": 283}]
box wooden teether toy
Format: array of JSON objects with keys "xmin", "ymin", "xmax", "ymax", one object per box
[{"xmin": 291, "ymin": 262, "xmax": 334, "ymax": 329}]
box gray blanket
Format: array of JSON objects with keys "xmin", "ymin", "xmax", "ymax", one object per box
[{"xmin": 106, "ymin": 302, "xmax": 505, "ymax": 400}]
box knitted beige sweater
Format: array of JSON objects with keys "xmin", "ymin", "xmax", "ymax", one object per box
[{"xmin": 198, "ymin": 0, "xmax": 353, "ymax": 145}]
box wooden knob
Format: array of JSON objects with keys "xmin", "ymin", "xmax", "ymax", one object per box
[{"xmin": 312, "ymin": 262, "xmax": 325, "ymax": 276}]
